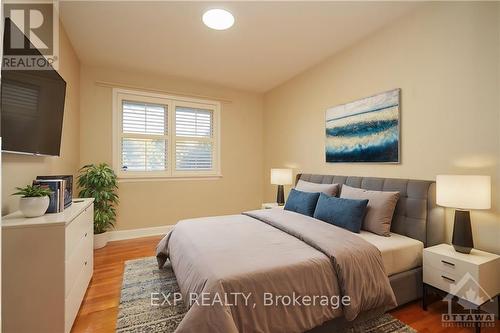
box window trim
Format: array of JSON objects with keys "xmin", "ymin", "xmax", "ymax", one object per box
[{"xmin": 112, "ymin": 88, "xmax": 221, "ymax": 180}]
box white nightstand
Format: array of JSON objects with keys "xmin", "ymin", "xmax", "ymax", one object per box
[
  {"xmin": 423, "ymin": 244, "xmax": 500, "ymax": 332},
  {"xmin": 261, "ymin": 203, "xmax": 285, "ymax": 209}
]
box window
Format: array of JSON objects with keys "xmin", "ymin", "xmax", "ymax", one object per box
[
  {"xmin": 121, "ymin": 101, "xmax": 168, "ymax": 172},
  {"xmin": 113, "ymin": 89, "xmax": 220, "ymax": 179}
]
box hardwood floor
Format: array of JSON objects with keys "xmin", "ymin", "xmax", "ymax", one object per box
[
  {"xmin": 71, "ymin": 236, "xmax": 163, "ymax": 333},
  {"xmin": 392, "ymin": 301, "xmax": 500, "ymax": 333},
  {"xmin": 72, "ymin": 236, "xmax": 500, "ymax": 333}
]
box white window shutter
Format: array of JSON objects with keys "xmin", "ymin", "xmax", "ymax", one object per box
[
  {"xmin": 175, "ymin": 107, "xmax": 212, "ymax": 137},
  {"xmin": 121, "ymin": 101, "xmax": 168, "ymax": 172},
  {"xmin": 175, "ymin": 141, "xmax": 213, "ymax": 170},
  {"xmin": 122, "ymin": 138, "xmax": 167, "ymax": 171},
  {"xmin": 122, "ymin": 101, "xmax": 166, "ymax": 135},
  {"xmin": 175, "ymin": 106, "xmax": 214, "ymax": 171}
]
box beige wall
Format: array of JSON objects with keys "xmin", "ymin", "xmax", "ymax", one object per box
[
  {"xmin": 2, "ymin": 24, "xmax": 81, "ymax": 214},
  {"xmin": 263, "ymin": 3, "xmax": 500, "ymax": 253},
  {"xmin": 79, "ymin": 66, "xmax": 264, "ymax": 230},
  {"xmin": 3, "ymin": 3, "xmax": 498, "ymax": 253}
]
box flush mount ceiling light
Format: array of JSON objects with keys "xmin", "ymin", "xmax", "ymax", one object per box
[{"xmin": 202, "ymin": 9, "xmax": 234, "ymax": 30}]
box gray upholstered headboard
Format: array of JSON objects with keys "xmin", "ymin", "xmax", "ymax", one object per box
[{"xmin": 296, "ymin": 174, "xmax": 445, "ymax": 247}]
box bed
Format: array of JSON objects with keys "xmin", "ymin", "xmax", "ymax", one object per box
[
  {"xmin": 355, "ymin": 230, "xmax": 423, "ymax": 277},
  {"xmin": 156, "ymin": 174, "xmax": 445, "ymax": 333}
]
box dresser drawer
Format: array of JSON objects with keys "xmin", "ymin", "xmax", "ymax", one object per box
[
  {"xmin": 65, "ymin": 222, "xmax": 93, "ymax": 297},
  {"xmin": 65, "ymin": 248, "xmax": 93, "ymax": 333},
  {"xmin": 66, "ymin": 205, "xmax": 93, "ymax": 259}
]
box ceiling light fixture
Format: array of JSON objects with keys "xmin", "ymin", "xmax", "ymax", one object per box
[{"xmin": 202, "ymin": 9, "xmax": 234, "ymax": 30}]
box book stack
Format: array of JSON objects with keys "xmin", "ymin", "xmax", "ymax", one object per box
[{"xmin": 33, "ymin": 179, "xmax": 66, "ymax": 213}]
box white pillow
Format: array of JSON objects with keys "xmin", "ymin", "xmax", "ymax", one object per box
[{"xmin": 295, "ymin": 179, "xmax": 339, "ymax": 196}]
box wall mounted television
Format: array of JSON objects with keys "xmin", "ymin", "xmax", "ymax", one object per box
[{"xmin": 1, "ymin": 18, "xmax": 67, "ymax": 156}]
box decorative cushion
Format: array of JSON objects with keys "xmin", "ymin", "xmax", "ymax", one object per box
[
  {"xmin": 295, "ymin": 180, "xmax": 339, "ymax": 196},
  {"xmin": 284, "ymin": 189, "xmax": 320, "ymax": 217},
  {"xmin": 313, "ymin": 193, "xmax": 368, "ymax": 233},
  {"xmin": 340, "ymin": 185, "xmax": 400, "ymax": 236}
]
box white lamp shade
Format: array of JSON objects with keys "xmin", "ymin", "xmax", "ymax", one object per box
[
  {"xmin": 436, "ymin": 175, "xmax": 491, "ymax": 210},
  {"xmin": 270, "ymin": 169, "xmax": 293, "ymax": 185}
]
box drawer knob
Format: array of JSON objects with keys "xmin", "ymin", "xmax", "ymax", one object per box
[
  {"xmin": 441, "ymin": 275, "xmax": 455, "ymax": 283},
  {"xmin": 84, "ymin": 261, "xmax": 87, "ymax": 266},
  {"xmin": 441, "ymin": 260, "xmax": 455, "ymax": 267},
  {"xmin": 84, "ymin": 232, "xmax": 87, "ymax": 237}
]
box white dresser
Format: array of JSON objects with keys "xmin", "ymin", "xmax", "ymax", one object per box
[{"xmin": 2, "ymin": 198, "xmax": 94, "ymax": 333}]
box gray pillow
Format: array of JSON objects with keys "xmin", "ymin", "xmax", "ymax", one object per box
[
  {"xmin": 295, "ymin": 179, "xmax": 339, "ymax": 196},
  {"xmin": 340, "ymin": 185, "xmax": 400, "ymax": 236}
]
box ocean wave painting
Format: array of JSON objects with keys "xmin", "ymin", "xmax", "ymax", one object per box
[{"xmin": 325, "ymin": 89, "xmax": 400, "ymax": 163}]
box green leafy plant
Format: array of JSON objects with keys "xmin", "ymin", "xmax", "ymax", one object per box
[
  {"xmin": 78, "ymin": 163, "xmax": 119, "ymax": 234},
  {"xmin": 13, "ymin": 185, "xmax": 52, "ymax": 198}
]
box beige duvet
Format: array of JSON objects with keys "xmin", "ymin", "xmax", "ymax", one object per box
[{"xmin": 156, "ymin": 209, "xmax": 396, "ymax": 333}]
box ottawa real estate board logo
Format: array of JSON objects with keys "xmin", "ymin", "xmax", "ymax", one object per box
[
  {"xmin": 3, "ymin": 0, "xmax": 59, "ymax": 70},
  {"xmin": 441, "ymin": 272, "xmax": 496, "ymax": 329}
]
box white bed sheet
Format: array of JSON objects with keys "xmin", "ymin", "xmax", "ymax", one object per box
[{"xmin": 354, "ymin": 231, "xmax": 423, "ymax": 276}]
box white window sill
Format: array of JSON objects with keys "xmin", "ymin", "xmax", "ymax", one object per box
[{"xmin": 117, "ymin": 174, "xmax": 223, "ymax": 183}]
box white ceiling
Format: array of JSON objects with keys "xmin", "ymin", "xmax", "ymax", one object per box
[{"xmin": 60, "ymin": 1, "xmax": 418, "ymax": 93}]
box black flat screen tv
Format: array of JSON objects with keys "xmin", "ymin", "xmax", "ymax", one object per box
[{"xmin": 1, "ymin": 18, "xmax": 67, "ymax": 156}]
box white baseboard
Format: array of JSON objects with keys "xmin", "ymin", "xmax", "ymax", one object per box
[{"xmin": 108, "ymin": 225, "xmax": 173, "ymax": 241}]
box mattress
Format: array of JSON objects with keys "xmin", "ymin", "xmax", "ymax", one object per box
[{"xmin": 354, "ymin": 231, "xmax": 423, "ymax": 276}]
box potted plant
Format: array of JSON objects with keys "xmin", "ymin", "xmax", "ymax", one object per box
[
  {"xmin": 77, "ymin": 163, "xmax": 119, "ymax": 249},
  {"xmin": 13, "ymin": 185, "xmax": 52, "ymax": 217}
]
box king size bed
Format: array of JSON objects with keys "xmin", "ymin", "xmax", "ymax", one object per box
[{"xmin": 156, "ymin": 174, "xmax": 445, "ymax": 333}]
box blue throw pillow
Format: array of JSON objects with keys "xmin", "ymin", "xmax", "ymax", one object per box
[
  {"xmin": 313, "ymin": 193, "xmax": 368, "ymax": 233},
  {"xmin": 284, "ymin": 189, "xmax": 320, "ymax": 217}
]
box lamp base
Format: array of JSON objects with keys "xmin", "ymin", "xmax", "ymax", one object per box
[
  {"xmin": 276, "ymin": 185, "xmax": 285, "ymax": 206},
  {"xmin": 452, "ymin": 210, "xmax": 473, "ymax": 254},
  {"xmin": 453, "ymin": 244, "xmax": 472, "ymax": 254}
]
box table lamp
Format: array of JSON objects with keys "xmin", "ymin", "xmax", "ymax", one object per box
[
  {"xmin": 271, "ymin": 169, "xmax": 293, "ymax": 206},
  {"xmin": 436, "ymin": 175, "xmax": 491, "ymax": 254}
]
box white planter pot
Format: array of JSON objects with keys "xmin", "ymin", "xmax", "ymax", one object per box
[
  {"xmin": 94, "ymin": 232, "xmax": 110, "ymax": 249},
  {"xmin": 19, "ymin": 196, "xmax": 50, "ymax": 218}
]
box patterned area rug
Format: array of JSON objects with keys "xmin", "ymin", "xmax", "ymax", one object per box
[{"xmin": 116, "ymin": 257, "xmax": 416, "ymax": 333}]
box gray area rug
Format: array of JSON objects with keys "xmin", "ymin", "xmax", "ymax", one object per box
[{"xmin": 116, "ymin": 257, "xmax": 416, "ymax": 333}]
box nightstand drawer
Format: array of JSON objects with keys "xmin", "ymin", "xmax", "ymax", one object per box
[
  {"xmin": 423, "ymin": 250, "xmax": 478, "ymax": 279},
  {"xmin": 423, "ymin": 267, "xmax": 458, "ymax": 293},
  {"xmin": 424, "ymin": 267, "xmax": 490, "ymax": 306}
]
